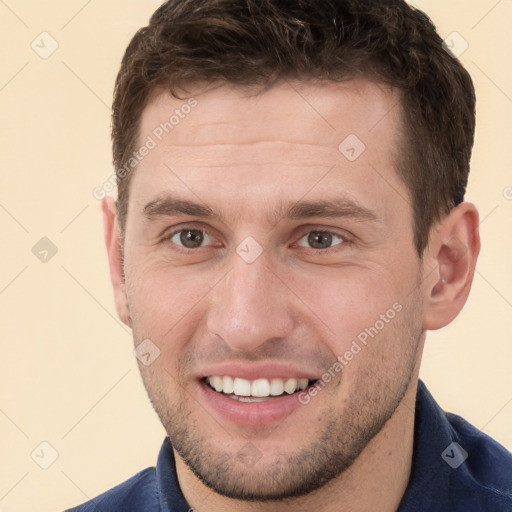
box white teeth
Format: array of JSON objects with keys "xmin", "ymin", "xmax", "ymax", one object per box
[
  {"xmin": 269, "ymin": 378, "xmax": 284, "ymax": 396},
  {"xmin": 284, "ymin": 378, "xmax": 298, "ymax": 394},
  {"xmin": 251, "ymin": 378, "xmax": 270, "ymax": 397},
  {"xmin": 206, "ymin": 376, "xmax": 312, "ymax": 397},
  {"xmin": 222, "ymin": 376, "xmax": 234, "ymax": 394},
  {"xmin": 211, "ymin": 376, "xmax": 223, "ymax": 392},
  {"xmin": 297, "ymin": 378, "xmax": 309, "ymax": 390},
  {"xmin": 236, "ymin": 396, "xmax": 269, "ymax": 403},
  {"xmin": 233, "ymin": 377, "xmax": 251, "ymax": 396}
]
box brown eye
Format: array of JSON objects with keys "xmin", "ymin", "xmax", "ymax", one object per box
[
  {"xmin": 298, "ymin": 231, "xmax": 344, "ymax": 250},
  {"xmin": 171, "ymin": 229, "xmax": 209, "ymax": 248}
]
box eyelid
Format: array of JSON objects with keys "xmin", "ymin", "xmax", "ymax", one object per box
[
  {"xmin": 294, "ymin": 225, "xmax": 354, "ymax": 243},
  {"xmin": 296, "ymin": 230, "xmax": 344, "ymax": 249},
  {"xmin": 171, "ymin": 229, "xmax": 212, "ymax": 248},
  {"xmin": 159, "ymin": 224, "xmax": 218, "ymax": 247},
  {"xmin": 158, "ymin": 223, "xmax": 354, "ymax": 251}
]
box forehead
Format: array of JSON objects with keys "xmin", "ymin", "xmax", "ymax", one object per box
[
  {"xmin": 141, "ymin": 78, "xmax": 402, "ymax": 153},
  {"xmin": 129, "ymin": 78, "xmax": 408, "ymax": 225}
]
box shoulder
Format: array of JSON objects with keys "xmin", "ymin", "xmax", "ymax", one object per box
[
  {"xmin": 65, "ymin": 438, "xmax": 191, "ymax": 512},
  {"xmin": 447, "ymin": 412, "xmax": 512, "ymax": 509},
  {"xmin": 400, "ymin": 382, "xmax": 512, "ymax": 511},
  {"xmin": 65, "ymin": 467, "xmax": 159, "ymax": 512}
]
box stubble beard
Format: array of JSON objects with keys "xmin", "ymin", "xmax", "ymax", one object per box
[
  {"xmin": 131, "ymin": 279, "xmax": 425, "ymax": 502},
  {"xmin": 139, "ymin": 341, "xmax": 420, "ymax": 502}
]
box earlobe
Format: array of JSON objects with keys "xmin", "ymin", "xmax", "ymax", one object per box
[
  {"xmin": 422, "ymin": 202, "xmax": 480, "ymax": 330},
  {"xmin": 102, "ymin": 197, "xmax": 132, "ymax": 328}
]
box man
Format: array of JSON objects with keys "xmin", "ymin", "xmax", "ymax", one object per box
[{"xmin": 68, "ymin": 0, "xmax": 512, "ymax": 510}]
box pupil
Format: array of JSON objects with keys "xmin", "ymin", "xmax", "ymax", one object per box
[
  {"xmin": 308, "ymin": 231, "xmax": 332, "ymax": 249},
  {"xmin": 180, "ymin": 230, "xmax": 204, "ymax": 248}
]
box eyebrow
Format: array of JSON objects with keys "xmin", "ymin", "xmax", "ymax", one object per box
[
  {"xmin": 284, "ymin": 199, "xmax": 378, "ymax": 222},
  {"xmin": 142, "ymin": 195, "xmax": 379, "ymax": 224},
  {"xmin": 143, "ymin": 197, "xmax": 214, "ymax": 219}
]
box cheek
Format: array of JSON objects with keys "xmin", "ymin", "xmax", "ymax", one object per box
[
  {"xmin": 126, "ymin": 256, "xmax": 214, "ymax": 343},
  {"xmin": 287, "ymin": 264, "xmax": 416, "ymax": 357},
  {"xmin": 299, "ymin": 266, "xmax": 388, "ymax": 318}
]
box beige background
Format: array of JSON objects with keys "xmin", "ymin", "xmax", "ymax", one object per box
[{"xmin": 0, "ymin": 1, "xmax": 511, "ymax": 510}]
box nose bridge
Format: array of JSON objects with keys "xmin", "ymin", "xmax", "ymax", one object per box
[{"xmin": 206, "ymin": 253, "xmax": 294, "ymax": 351}]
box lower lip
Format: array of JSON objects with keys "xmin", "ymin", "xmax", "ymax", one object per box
[{"xmin": 199, "ymin": 380, "xmax": 307, "ymax": 426}]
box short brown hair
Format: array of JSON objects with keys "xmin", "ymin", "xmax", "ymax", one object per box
[{"xmin": 112, "ymin": 0, "xmax": 475, "ymax": 254}]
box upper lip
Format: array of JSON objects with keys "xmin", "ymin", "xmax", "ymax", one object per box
[{"xmin": 198, "ymin": 362, "xmax": 320, "ymax": 381}]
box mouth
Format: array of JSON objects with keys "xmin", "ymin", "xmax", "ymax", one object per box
[{"xmin": 203, "ymin": 376, "xmax": 319, "ymax": 402}]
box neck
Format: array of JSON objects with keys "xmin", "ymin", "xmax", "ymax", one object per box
[{"xmin": 175, "ymin": 374, "xmax": 419, "ymax": 512}]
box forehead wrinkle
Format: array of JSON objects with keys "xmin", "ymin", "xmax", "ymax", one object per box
[{"xmin": 158, "ymin": 141, "xmax": 340, "ymax": 169}]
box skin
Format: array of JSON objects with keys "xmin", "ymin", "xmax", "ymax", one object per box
[{"xmin": 103, "ymin": 79, "xmax": 480, "ymax": 512}]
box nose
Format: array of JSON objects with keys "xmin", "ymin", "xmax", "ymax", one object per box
[{"xmin": 206, "ymin": 254, "xmax": 296, "ymax": 352}]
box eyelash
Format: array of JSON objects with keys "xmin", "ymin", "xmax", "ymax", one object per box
[
  {"xmin": 160, "ymin": 225, "xmax": 352, "ymax": 252},
  {"xmin": 160, "ymin": 226, "xmax": 214, "ymax": 250}
]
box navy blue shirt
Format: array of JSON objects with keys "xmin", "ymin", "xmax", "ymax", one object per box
[{"xmin": 67, "ymin": 381, "xmax": 512, "ymax": 511}]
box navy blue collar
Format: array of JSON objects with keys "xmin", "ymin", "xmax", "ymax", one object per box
[{"xmin": 152, "ymin": 380, "xmax": 512, "ymax": 511}]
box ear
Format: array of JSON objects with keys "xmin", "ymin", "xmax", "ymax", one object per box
[
  {"xmin": 422, "ymin": 202, "xmax": 480, "ymax": 330},
  {"xmin": 102, "ymin": 197, "xmax": 132, "ymax": 328}
]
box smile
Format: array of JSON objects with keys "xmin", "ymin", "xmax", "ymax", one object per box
[{"xmin": 204, "ymin": 376, "xmax": 317, "ymax": 401}]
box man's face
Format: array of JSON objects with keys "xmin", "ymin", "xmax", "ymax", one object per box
[{"xmin": 122, "ymin": 79, "xmax": 427, "ymax": 499}]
